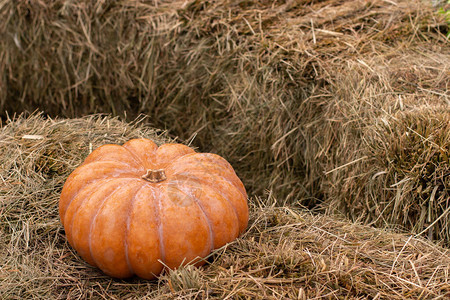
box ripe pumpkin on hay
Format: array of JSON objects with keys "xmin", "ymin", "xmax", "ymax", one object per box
[{"xmin": 59, "ymin": 138, "xmax": 248, "ymax": 279}]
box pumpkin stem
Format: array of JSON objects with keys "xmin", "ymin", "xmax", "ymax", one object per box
[{"xmin": 141, "ymin": 169, "xmax": 167, "ymax": 183}]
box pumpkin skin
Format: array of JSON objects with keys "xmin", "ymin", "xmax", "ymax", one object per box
[{"xmin": 59, "ymin": 138, "xmax": 248, "ymax": 279}]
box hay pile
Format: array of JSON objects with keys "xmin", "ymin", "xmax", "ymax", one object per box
[
  {"xmin": 1, "ymin": 115, "xmax": 449, "ymax": 299},
  {"xmin": 1, "ymin": 0, "xmax": 449, "ymax": 241}
]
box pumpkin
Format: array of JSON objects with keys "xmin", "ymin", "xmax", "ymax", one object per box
[{"xmin": 59, "ymin": 138, "xmax": 248, "ymax": 279}]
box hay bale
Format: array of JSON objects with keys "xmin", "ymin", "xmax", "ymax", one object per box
[
  {"xmin": 1, "ymin": 0, "xmax": 447, "ymax": 200},
  {"xmin": 1, "ymin": 115, "xmax": 449, "ymax": 298},
  {"xmin": 310, "ymin": 46, "xmax": 450, "ymax": 244}
]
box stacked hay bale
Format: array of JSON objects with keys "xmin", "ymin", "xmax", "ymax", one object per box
[
  {"xmin": 1, "ymin": 115, "xmax": 449, "ymax": 299},
  {"xmin": 1, "ymin": 0, "xmax": 449, "ymax": 242},
  {"xmin": 315, "ymin": 48, "xmax": 450, "ymax": 243}
]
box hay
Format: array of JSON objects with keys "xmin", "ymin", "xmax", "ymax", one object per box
[
  {"xmin": 1, "ymin": 114, "xmax": 450, "ymax": 299},
  {"xmin": 0, "ymin": 0, "xmax": 446, "ymax": 192},
  {"xmin": 1, "ymin": 0, "xmax": 449, "ymax": 241},
  {"xmin": 324, "ymin": 106, "xmax": 450, "ymax": 242},
  {"xmin": 313, "ymin": 46, "xmax": 450, "ymax": 244}
]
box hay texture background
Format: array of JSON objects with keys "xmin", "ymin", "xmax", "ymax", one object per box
[
  {"xmin": 1, "ymin": 1, "xmax": 449, "ymax": 242},
  {"xmin": 1, "ymin": 115, "xmax": 449, "ymax": 299}
]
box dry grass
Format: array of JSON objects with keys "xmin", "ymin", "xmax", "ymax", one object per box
[
  {"xmin": 323, "ymin": 106, "xmax": 450, "ymax": 242},
  {"xmin": 0, "ymin": 0, "xmax": 447, "ymax": 194},
  {"xmin": 1, "ymin": 0, "xmax": 449, "ymax": 242},
  {"xmin": 1, "ymin": 114, "xmax": 449, "ymax": 299},
  {"xmin": 313, "ymin": 47, "xmax": 450, "ymax": 244}
]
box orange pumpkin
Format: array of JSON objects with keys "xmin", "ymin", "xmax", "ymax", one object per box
[{"xmin": 59, "ymin": 138, "xmax": 248, "ymax": 279}]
